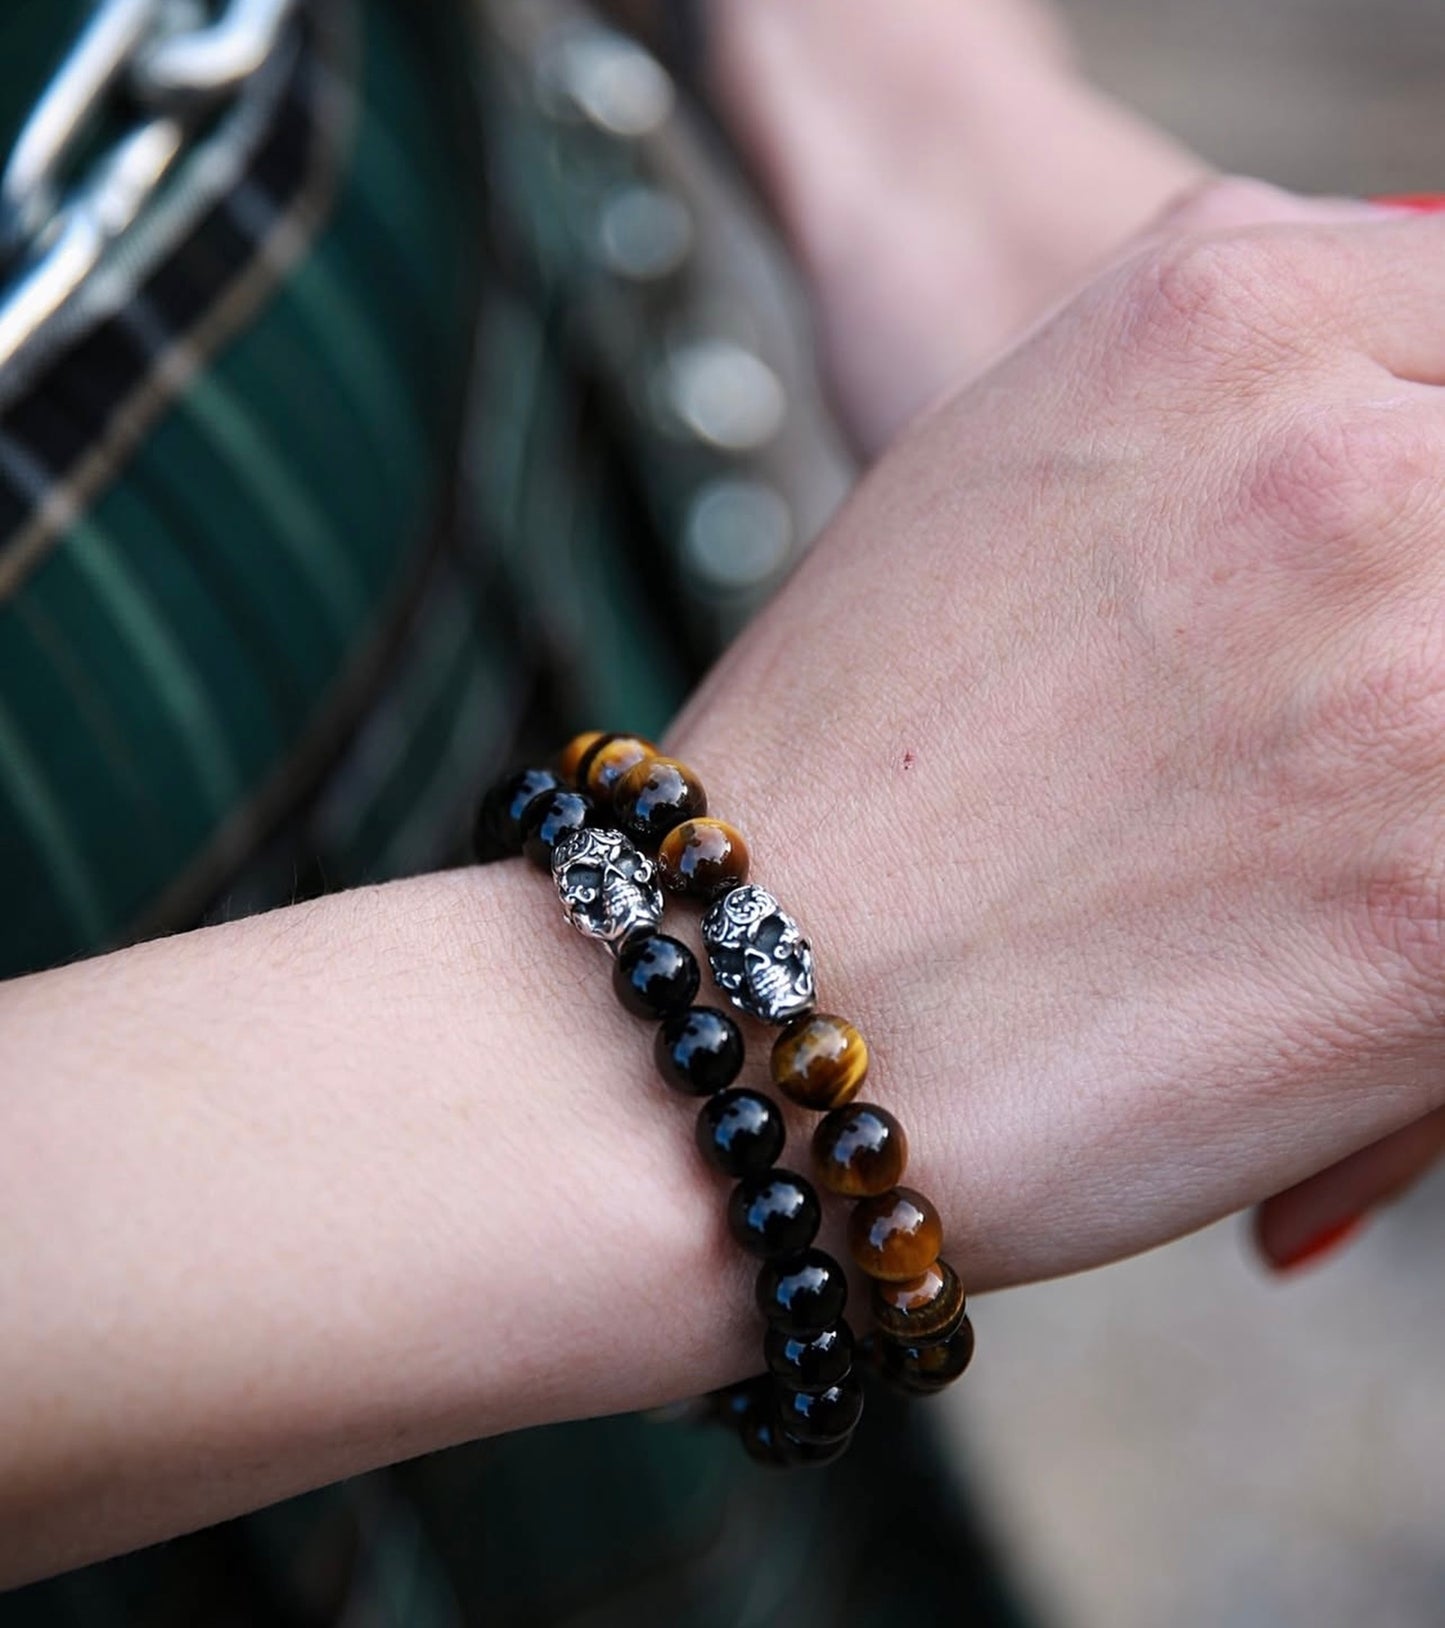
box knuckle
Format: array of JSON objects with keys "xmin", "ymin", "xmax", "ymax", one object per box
[
  {"xmin": 1346, "ymin": 833, "xmax": 1445, "ymax": 1000},
  {"xmin": 1240, "ymin": 406, "xmax": 1439, "ymax": 552},
  {"xmin": 1122, "ymin": 233, "xmax": 1304, "ymax": 366},
  {"xmin": 1315, "ymin": 642, "xmax": 1445, "ymax": 778}
]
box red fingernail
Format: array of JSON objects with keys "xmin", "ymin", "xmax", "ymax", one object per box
[
  {"xmin": 1272, "ymin": 1215, "xmax": 1365, "ymax": 1274},
  {"xmin": 1371, "ymin": 193, "xmax": 1445, "ymax": 213}
]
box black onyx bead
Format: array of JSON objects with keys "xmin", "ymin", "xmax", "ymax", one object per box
[
  {"xmin": 764, "ymin": 1321, "xmax": 854, "ymax": 1391},
  {"xmin": 695, "ymin": 1089, "xmax": 786, "ymax": 1179},
  {"xmin": 520, "ymin": 788, "xmax": 594, "ymax": 868},
  {"xmin": 775, "ymin": 1375, "xmax": 865, "ymax": 1445},
  {"xmin": 873, "ymin": 1317, "xmax": 977, "ymax": 1396},
  {"xmin": 654, "ymin": 1006, "xmax": 744, "ymax": 1096},
  {"xmin": 473, "ymin": 767, "xmax": 560, "ymax": 861},
  {"xmin": 774, "ymin": 1429, "xmax": 852, "ymax": 1469},
  {"xmin": 755, "ymin": 1249, "xmax": 849, "ymax": 1336},
  {"xmin": 709, "ymin": 1375, "xmax": 770, "ymax": 1430},
  {"xmin": 728, "ymin": 1170, "xmax": 821, "ymax": 1259},
  {"xmin": 612, "ymin": 933, "xmax": 700, "ymax": 1020},
  {"xmin": 739, "ymin": 1409, "xmax": 786, "ymax": 1468}
]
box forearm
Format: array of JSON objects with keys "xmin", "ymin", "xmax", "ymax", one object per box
[
  {"xmin": 707, "ymin": 0, "xmax": 1202, "ymax": 291},
  {"xmin": 0, "ymin": 865, "xmax": 759, "ymax": 1584},
  {"xmin": 676, "ymin": 0, "xmax": 1208, "ymax": 450}
]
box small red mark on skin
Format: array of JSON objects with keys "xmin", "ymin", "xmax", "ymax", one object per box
[{"xmin": 902, "ymin": 751, "xmax": 915, "ymax": 771}]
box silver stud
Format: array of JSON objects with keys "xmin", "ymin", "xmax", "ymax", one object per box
[
  {"xmin": 702, "ymin": 883, "xmax": 815, "ymax": 1025},
  {"xmin": 552, "ymin": 826, "xmax": 664, "ymax": 952}
]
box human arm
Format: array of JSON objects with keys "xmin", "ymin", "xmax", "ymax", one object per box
[
  {"xmin": 613, "ymin": 0, "xmax": 1208, "ymax": 453},
  {"xmin": 7, "ymin": 188, "xmax": 1445, "ymax": 1582}
]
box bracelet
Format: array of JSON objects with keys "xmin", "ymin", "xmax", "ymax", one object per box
[{"xmin": 474, "ymin": 732, "xmax": 973, "ymax": 1465}]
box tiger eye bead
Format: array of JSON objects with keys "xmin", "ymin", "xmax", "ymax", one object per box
[
  {"xmin": 771, "ymin": 1014, "xmax": 869, "ymax": 1112},
  {"xmin": 727, "ymin": 1170, "xmax": 821, "ymax": 1259},
  {"xmin": 695, "ymin": 1088, "xmax": 786, "ymax": 1178},
  {"xmin": 615, "ymin": 757, "xmax": 708, "ymax": 847},
  {"xmin": 519, "ymin": 788, "xmax": 594, "ymax": 868},
  {"xmin": 871, "ymin": 1258, "xmax": 966, "ymax": 1344},
  {"xmin": 557, "ymin": 731, "xmax": 607, "ymax": 785},
  {"xmin": 612, "ymin": 932, "xmax": 700, "ymax": 1019},
  {"xmin": 764, "ymin": 1321, "xmax": 854, "ymax": 1391},
  {"xmin": 874, "ymin": 1317, "xmax": 976, "ymax": 1395},
  {"xmin": 654, "ymin": 1006, "xmax": 744, "ymax": 1095},
  {"xmin": 755, "ymin": 1249, "xmax": 849, "ymax": 1335},
  {"xmin": 581, "ymin": 734, "xmax": 657, "ymax": 808},
  {"xmin": 775, "ymin": 1375, "xmax": 865, "ymax": 1445},
  {"xmin": 473, "ymin": 766, "xmax": 560, "ymax": 861},
  {"xmin": 657, "ymin": 818, "xmax": 750, "ymax": 899},
  {"xmin": 811, "ymin": 1102, "xmax": 907, "ymax": 1197},
  {"xmin": 847, "ymin": 1186, "xmax": 943, "ymax": 1282}
]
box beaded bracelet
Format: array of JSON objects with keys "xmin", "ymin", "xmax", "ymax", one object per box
[{"xmin": 474, "ymin": 731, "xmax": 973, "ymax": 1466}]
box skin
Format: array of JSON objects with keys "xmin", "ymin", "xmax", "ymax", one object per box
[
  {"xmin": 0, "ymin": 0, "xmax": 1431, "ymax": 1588},
  {"xmin": 703, "ymin": 0, "xmax": 1209, "ymax": 453},
  {"xmin": 5, "ymin": 190, "xmax": 1445, "ymax": 1582},
  {"xmin": 695, "ymin": 0, "xmax": 1444, "ymax": 1249}
]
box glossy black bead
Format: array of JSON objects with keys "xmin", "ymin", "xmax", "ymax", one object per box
[
  {"xmin": 764, "ymin": 1321, "xmax": 854, "ymax": 1391},
  {"xmin": 755, "ymin": 1249, "xmax": 848, "ymax": 1336},
  {"xmin": 738, "ymin": 1409, "xmax": 786, "ymax": 1467},
  {"xmin": 728, "ymin": 1170, "xmax": 821, "ymax": 1259},
  {"xmin": 520, "ymin": 787, "xmax": 595, "ymax": 868},
  {"xmin": 695, "ymin": 1089, "xmax": 786, "ymax": 1178},
  {"xmin": 473, "ymin": 767, "xmax": 560, "ymax": 861},
  {"xmin": 775, "ymin": 1375, "xmax": 864, "ymax": 1445},
  {"xmin": 612, "ymin": 933, "xmax": 700, "ymax": 1019},
  {"xmin": 654, "ymin": 1006, "xmax": 744, "ymax": 1096},
  {"xmin": 709, "ymin": 1375, "xmax": 770, "ymax": 1431},
  {"xmin": 874, "ymin": 1317, "xmax": 977, "ymax": 1396},
  {"xmin": 774, "ymin": 1428, "xmax": 852, "ymax": 1468}
]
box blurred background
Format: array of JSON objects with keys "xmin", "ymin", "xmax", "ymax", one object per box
[{"xmin": 484, "ymin": 1, "xmax": 1445, "ymax": 1623}]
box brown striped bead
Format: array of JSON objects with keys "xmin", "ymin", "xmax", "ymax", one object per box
[
  {"xmin": 874, "ymin": 1317, "xmax": 976, "ymax": 1395},
  {"xmin": 847, "ymin": 1186, "xmax": 943, "ymax": 1282},
  {"xmin": 811, "ymin": 1102, "xmax": 906, "ymax": 1197},
  {"xmin": 558, "ymin": 731, "xmax": 607, "ymax": 784},
  {"xmin": 614, "ymin": 756, "xmax": 707, "ymax": 846},
  {"xmin": 658, "ymin": 818, "xmax": 750, "ymax": 899},
  {"xmin": 771, "ymin": 1013, "xmax": 868, "ymax": 1112},
  {"xmin": 581, "ymin": 735, "xmax": 656, "ymax": 807},
  {"xmin": 871, "ymin": 1258, "xmax": 965, "ymax": 1344}
]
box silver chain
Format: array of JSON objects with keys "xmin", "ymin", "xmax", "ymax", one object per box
[{"xmin": 0, "ymin": 0, "xmax": 300, "ymax": 371}]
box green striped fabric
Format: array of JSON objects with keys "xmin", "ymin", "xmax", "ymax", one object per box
[{"xmin": 0, "ymin": 0, "xmax": 486, "ymax": 975}]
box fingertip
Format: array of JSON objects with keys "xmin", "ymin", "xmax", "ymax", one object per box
[{"xmin": 1253, "ymin": 1209, "xmax": 1367, "ymax": 1276}]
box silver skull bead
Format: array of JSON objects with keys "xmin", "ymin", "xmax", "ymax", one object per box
[
  {"xmin": 551, "ymin": 826, "xmax": 664, "ymax": 951},
  {"xmin": 701, "ymin": 883, "xmax": 815, "ymax": 1025}
]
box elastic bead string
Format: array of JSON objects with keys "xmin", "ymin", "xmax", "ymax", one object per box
[
  {"xmin": 601, "ymin": 736, "xmax": 976, "ymax": 1400},
  {"xmin": 475, "ymin": 737, "xmax": 856, "ymax": 1468},
  {"xmin": 478, "ymin": 731, "xmax": 975, "ymax": 1465}
]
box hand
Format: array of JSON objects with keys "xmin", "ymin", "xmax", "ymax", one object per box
[
  {"xmin": 671, "ymin": 182, "xmax": 1445, "ymax": 1288},
  {"xmin": 10, "ymin": 183, "xmax": 1443, "ymax": 1582}
]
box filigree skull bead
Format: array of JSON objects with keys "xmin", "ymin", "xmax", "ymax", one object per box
[
  {"xmin": 701, "ymin": 883, "xmax": 816, "ymax": 1025},
  {"xmin": 551, "ymin": 826, "xmax": 664, "ymax": 950}
]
